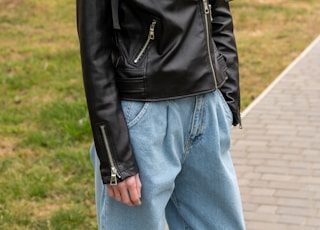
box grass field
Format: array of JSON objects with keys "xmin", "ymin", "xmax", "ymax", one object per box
[
  {"xmin": 0, "ymin": 0, "xmax": 320, "ymax": 229},
  {"xmin": 233, "ymin": 0, "xmax": 320, "ymax": 107}
]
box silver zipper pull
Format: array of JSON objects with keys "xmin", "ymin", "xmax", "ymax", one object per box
[
  {"xmin": 110, "ymin": 166, "xmax": 118, "ymax": 185},
  {"xmin": 208, "ymin": 4, "xmax": 213, "ymax": 22},
  {"xmin": 203, "ymin": 0, "xmax": 210, "ymax": 14},
  {"xmin": 149, "ymin": 20, "xmax": 156, "ymax": 40}
]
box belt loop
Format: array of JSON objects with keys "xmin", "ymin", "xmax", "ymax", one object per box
[{"xmin": 111, "ymin": 0, "xmax": 121, "ymax": 30}]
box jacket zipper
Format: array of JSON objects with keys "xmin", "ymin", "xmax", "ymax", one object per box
[
  {"xmin": 203, "ymin": 2, "xmax": 242, "ymax": 129},
  {"xmin": 133, "ymin": 20, "xmax": 157, "ymax": 64},
  {"xmin": 208, "ymin": 4, "xmax": 213, "ymax": 22},
  {"xmin": 202, "ymin": 0, "xmax": 218, "ymax": 88},
  {"xmin": 99, "ymin": 125, "xmax": 121, "ymax": 185}
]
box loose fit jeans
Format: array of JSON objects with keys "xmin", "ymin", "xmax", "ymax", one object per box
[{"xmin": 90, "ymin": 90, "xmax": 246, "ymax": 230}]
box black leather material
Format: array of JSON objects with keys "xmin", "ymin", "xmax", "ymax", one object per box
[
  {"xmin": 211, "ymin": 0, "xmax": 241, "ymax": 126},
  {"xmin": 76, "ymin": 0, "xmax": 240, "ymax": 184}
]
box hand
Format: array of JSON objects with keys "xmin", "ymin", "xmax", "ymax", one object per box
[{"xmin": 107, "ymin": 174, "xmax": 142, "ymax": 206}]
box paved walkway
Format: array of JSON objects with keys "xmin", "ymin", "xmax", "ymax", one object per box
[{"xmin": 231, "ymin": 35, "xmax": 320, "ymax": 229}]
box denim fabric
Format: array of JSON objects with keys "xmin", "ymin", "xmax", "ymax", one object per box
[{"xmin": 90, "ymin": 90, "xmax": 246, "ymax": 230}]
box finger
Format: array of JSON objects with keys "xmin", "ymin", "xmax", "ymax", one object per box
[
  {"xmin": 135, "ymin": 174, "xmax": 142, "ymax": 198},
  {"xmin": 118, "ymin": 182, "xmax": 134, "ymax": 206},
  {"xmin": 126, "ymin": 176, "xmax": 141, "ymax": 206},
  {"xmin": 108, "ymin": 185, "xmax": 122, "ymax": 202},
  {"xmin": 107, "ymin": 185, "xmax": 114, "ymax": 197}
]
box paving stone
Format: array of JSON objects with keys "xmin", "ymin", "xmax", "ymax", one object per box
[
  {"xmin": 268, "ymin": 181, "xmax": 302, "ymax": 190},
  {"xmin": 255, "ymin": 165, "xmax": 289, "ymax": 174},
  {"xmin": 274, "ymin": 189, "xmax": 314, "ymax": 199},
  {"xmin": 245, "ymin": 211, "xmax": 279, "ymax": 222},
  {"xmin": 276, "ymin": 197, "xmax": 314, "ymax": 208},
  {"xmin": 251, "ymin": 188, "xmax": 276, "ymax": 196},
  {"xmin": 249, "ymin": 195, "xmax": 278, "ymax": 206},
  {"xmin": 246, "ymin": 221, "xmax": 287, "ymax": 230},
  {"xmin": 261, "ymin": 174, "xmax": 294, "ymax": 182},
  {"xmin": 285, "ymin": 225, "xmax": 316, "ymax": 230},
  {"xmin": 306, "ymin": 218, "xmax": 320, "ymax": 227},
  {"xmin": 256, "ymin": 205, "xmax": 278, "ymax": 214},
  {"xmin": 278, "ymin": 215, "xmax": 306, "ymax": 225},
  {"xmin": 249, "ymin": 179, "xmax": 270, "ymax": 187},
  {"xmin": 277, "ymin": 207, "xmax": 314, "ymax": 217}
]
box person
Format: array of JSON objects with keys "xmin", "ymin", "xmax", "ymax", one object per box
[{"xmin": 76, "ymin": 0, "xmax": 246, "ymax": 229}]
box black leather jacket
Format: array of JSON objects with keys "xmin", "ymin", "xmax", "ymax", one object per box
[{"xmin": 77, "ymin": 0, "xmax": 240, "ymax": 184}]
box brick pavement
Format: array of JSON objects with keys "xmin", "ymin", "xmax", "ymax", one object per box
[{"xmin": 231, "ymin": 35, "xmax": 320, "ymax": 230}]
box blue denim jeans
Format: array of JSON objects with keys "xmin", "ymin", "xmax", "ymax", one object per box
[{"xmin": 90, "ymin": 90, "xmax": 246, "ymax": 230}]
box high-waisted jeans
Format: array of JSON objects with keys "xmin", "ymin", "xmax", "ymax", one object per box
[{"xmin": 90, "ymin": 90, "xmax": 246, "ymax": 230}]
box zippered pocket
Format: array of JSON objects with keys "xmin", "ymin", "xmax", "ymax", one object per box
[{"xmin": 133, "ymin": 19, "xmax": 157, "ymax": 64}]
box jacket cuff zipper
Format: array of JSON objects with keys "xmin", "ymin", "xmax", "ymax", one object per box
[{"xmin": 99, "ymin": 125, "xmax": 122, "ymax": 185}]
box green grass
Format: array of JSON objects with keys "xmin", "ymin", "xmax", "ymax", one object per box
[
  {"xmin": 0, "ymin": 0, "xmax": 95, "ymax": 229},
  {"xmin": 0, "ymin": 0, "xmax": 320, "ymax": 229},
  {"xmin": 232, "ymin": 0, "xmax": 320, "ymax": 107}
]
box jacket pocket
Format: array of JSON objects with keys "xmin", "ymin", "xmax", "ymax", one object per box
[
  {"xmin": 132, "ymin": 19, "xmax": 157, "ymax": 64},
  {"xmin": 214, "ymin": 49, "xmax": 228, "ymax": 88},
  {"xmin": 121, "ymin": 100, "xmax": 150, "ymax": 128}
]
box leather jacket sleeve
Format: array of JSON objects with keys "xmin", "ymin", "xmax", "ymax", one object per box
[
  {"xmin": 211, "ymin": 0, "xmax": 241, "ymax": 126},
  {"xmin": 76, "ymin": 0, "xmax": 138, "ymax": 184}
]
